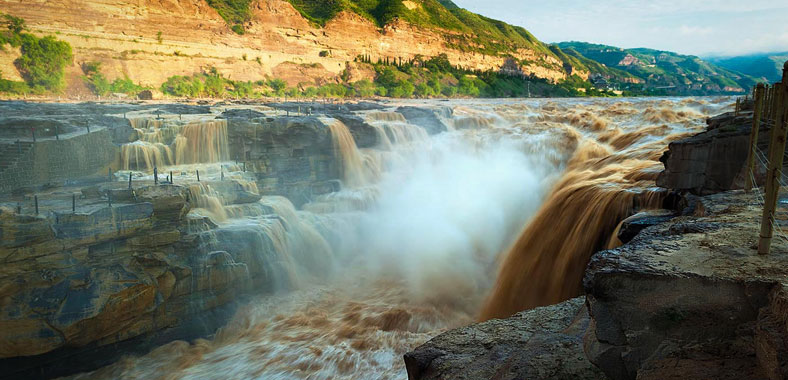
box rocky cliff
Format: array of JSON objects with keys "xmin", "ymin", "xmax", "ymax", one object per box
[{"xmin": 0, "ymin": 0, "xmax": 574, "ymax": 96}]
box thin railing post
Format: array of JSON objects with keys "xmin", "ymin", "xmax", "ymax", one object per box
[
  {"xmin": 745, "ymin": 83, "xmax": 766, "ymax": 191},
  {"xmin": 759, "ymin": 62, "xmax": 788, "ymax": 255}
]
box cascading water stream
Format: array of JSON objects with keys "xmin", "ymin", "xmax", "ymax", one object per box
[
  {"xmin": 120, "ymin": 119, "xmax": 230, "ymax": 171},
  {"xmin": 71, "ymin": 98, "xmax": 733, "ymax": 380}
]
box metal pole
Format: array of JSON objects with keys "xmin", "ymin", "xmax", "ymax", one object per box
[
  {"xmin": 154, "ymin": 167, "xmax": 158, "ymax": 185},
  {"xmin": 196, "ymin": 169, "xmax": 200, "ymax": 182},
  {"xmin": 170, "ymin": 171, "xmax": 173, "ymax": 184},
  {"xmin": 745, "ymin": 83, "xmax": 766, "ymax": 191},
  {"xmin": 34, "ymin": 195, "xmax": 38, "ymax": 215},
  {"xmin": 128, "ymin": 172, "xmax": 133, "ymax": 189},
  {"xmin": 759, "ymin": 63, "xmax": 788, "ymax": 255},
  {"xmin": 72, "ymin": 193, "xmax": 76, "ymax": 213}
]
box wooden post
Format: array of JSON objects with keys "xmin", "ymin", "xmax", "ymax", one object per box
[
  {"xmin": 735, "ymin": 98, "xmax": 741, "ymax": 116},
  {"xmin": 221, "ymin": 167, "xmax": 224, "ymax": 181},
  {"xmin": 746, "ymin": 83, "xmax": 766, "ymax": 191},
  {"xmin": 72, "ymin": 193, "xmax": 76, "ymax": 213},
  {"xmin": 34, "ymin": 195, "xmax": 38, "ymax": 215},
  {"xmin": 154, "ymin": 166, "xmax": 158, "ymax": 185},
  {"xmin": 170, "ymin": 171, "xmax": 173, "ymax": 184},
  {"xmin": 759, "ymin": 63, "xmax": 788, "ymax": 255},
  {"xmin": 128, "ymin": 172, "xmax": 133, "ymax": 189}
]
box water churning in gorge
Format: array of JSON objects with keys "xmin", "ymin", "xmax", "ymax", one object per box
[{"xmin": 72, "ymin": 98, "xmax": 732, "ymax": 379}]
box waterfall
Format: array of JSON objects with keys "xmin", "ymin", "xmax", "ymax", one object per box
[
  {"xmin": 326, "ymin": 120, "xmax": 380, "ymax": 188},
  {"xmin": 121, "ymin": 119, "xmax": 229, "ymax": 171},
  {"xmin": 175, "ymin": 121, "xmax": 230, "ymax": 165}
]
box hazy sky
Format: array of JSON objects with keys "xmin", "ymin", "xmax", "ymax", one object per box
[{"xmin": 451, "ymin": 0, "xmax": 788, "ymax": 57}]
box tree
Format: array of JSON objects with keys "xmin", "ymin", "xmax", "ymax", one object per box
[
  {"xmin": 267, "ymin": 78, "xmax": 287, "ymax": 95},
  {"xmin": 15, "ymin": 35, "xmax": 72, "ymax": 91}
]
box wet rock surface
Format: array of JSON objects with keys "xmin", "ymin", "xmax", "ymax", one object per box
[
  {"xmin": 404, "ymin": 298, "xmax": 605, "ymax": 380},
  {"xmin": 0, "ymin": 181, "xmax": 294, "ymax": 379},
  {"xmin": 585, "ymin": 191, "xmax": 788, "ymax": 380}
]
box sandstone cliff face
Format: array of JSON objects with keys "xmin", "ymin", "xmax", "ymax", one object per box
[{"xmin": 0, "ymin": 0, "xmax": 571, "ymax": 92}]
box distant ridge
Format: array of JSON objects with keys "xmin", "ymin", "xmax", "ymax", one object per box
[
  {"xmin": 558, "ymin": 41, "xmax": 758, "ymax": 94},
  {"xmin": 707, "ymin": 52, "xmax": 788, "ymax": 82}
]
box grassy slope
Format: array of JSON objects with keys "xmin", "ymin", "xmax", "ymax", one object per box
[
  {"xmin": 283, "ymin": 0, "xmax": 553, "ymax": 57},
  {"xmin": 559, "ymin": 41, "xmax": 758, "ymax": 93}
]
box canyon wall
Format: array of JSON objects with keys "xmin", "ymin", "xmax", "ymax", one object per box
[{"xmin": 0, "ymin": 0, "xmax": 573, "ymax": 96}]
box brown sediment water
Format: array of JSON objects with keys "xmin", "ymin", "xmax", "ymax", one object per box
[
  {"xmin": 121, "ymin": 119, "xmax": 229, "ymax": 171},
  {"xmin": 71, "ymin": 98, "xmax": 732, "ymax": 379},
  {"xmin": 478, "ymin": 100, "xmax": 715, "ymax": 321}
]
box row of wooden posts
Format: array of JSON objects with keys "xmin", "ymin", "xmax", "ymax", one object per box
[{"xmin": 744, "ymin": 61, "xmax": 788, "ymax": 255}]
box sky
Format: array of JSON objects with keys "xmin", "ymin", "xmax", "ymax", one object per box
[{"xmin": 451, "ymin": 0, "xmax": 788, "ymax": 57}]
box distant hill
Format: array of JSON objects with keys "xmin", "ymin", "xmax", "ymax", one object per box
[
  {"xmin": 707, "ymin": 53, "xmax": 788, "ymax": 82},
  {"xmin": 558, "ymin": 41, "xmax": 758, "ymax": 94}
]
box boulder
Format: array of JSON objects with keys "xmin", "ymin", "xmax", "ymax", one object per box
[
  {"xmin": 396, "ymin": 106, "xmax": 450, "ymax": 135},
  {"xmin": 404, "ymin": 298, "xmax": 604, "ymax": 380},
  {"xmin": 584, "ymin": 191, "xmax": 788, "ymax": 379},
  {"xmin": 137, "ymin": 90, "xmax": 154, "ymax": 100}
]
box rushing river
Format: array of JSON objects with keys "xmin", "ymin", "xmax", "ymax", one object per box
[{"xmin": 68, "ymin": 97, "xmax": 732, "ymax": 380}]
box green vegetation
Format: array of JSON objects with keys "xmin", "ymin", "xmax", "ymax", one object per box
[
  {"xmin": 283, "ymin": 0, "xmax": 551, "ymax": 57},
  {"xmin": 708, "ymin": 52, "xmax": 788, "ymax": 82},
  {"xmin": 204, "ymin": 0, "xmax": 254, "ymax": 34},
  {"xmin": 157, "ymin": 54, "xmax": 608, "ymax": 100},
  {"xmin": 0, "ymin": 13, "xmax": 73, "ymax": 95},
  {"xmin": 82, "ymin": 61, "xmax": 147, "ymax": 96}
]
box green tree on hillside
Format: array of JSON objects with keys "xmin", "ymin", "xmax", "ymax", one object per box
[{"xmin": 15, "ymin": 35, "xmax": 72, "ymax": 92}]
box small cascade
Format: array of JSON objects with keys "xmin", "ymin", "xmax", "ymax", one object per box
[
  {"xmin": 120, "ymin": 119, "xmax": 230, "ymax": 171},
  {"xmin": 188, "ymin": 183, "xmax": 229, "ymax": 222},
  {"xmin": 364, "ymin": 111, "xmax": 429, "ymax": 147},
  {"xmin": 175, "ymin": 121, "xmax": 230, "ymax": 165},
  {"xmin": 326, "ymin": 120, "xmax": 380, "ymax": 188},
  {"xmin": 120, "ymin": 141, "xmax": 174, "ymax": 171}
]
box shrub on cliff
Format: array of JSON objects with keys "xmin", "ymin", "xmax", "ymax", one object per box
[
  {"xmin": 205, "ymin": 0, "xmax": 253, "ymax": 34},
  {"xmin": 82, "ymin": 61, "xmax": 146, "ymax": 96},
  {"xmin": 15, "ymin": 34, "xmax": 72, "ymax": 92}
]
